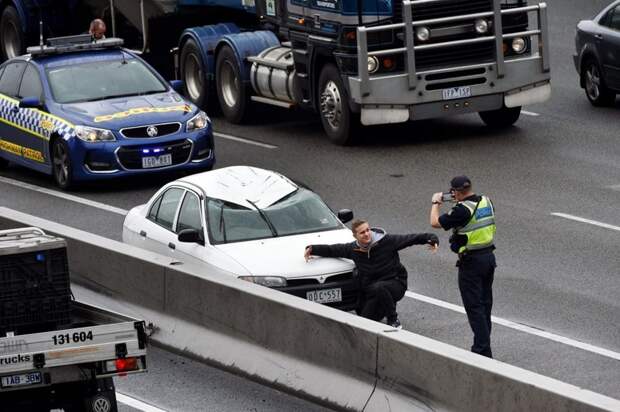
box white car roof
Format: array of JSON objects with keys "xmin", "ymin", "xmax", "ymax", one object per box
[{"xmin": 178, "ymin": 166, "xmax": 298, "ymax": 209}]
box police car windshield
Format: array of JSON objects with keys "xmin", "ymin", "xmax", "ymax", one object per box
[{"xmin": 47, "ymin": 58, "xmax": 167, "ymax": 104}]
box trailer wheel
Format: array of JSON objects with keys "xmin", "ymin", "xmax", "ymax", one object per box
[
  {"xmin": 318, "ymin": 64, "xmax": 358, "ymax": 145},
  {"xmin": 52, "ymin": 138, "xmax": 73, "ymax": 190},
  {"xmin": 0, "ymin": 5, "xmax": 24, "ymax": 61},
  {"xmin": 180, "ymin": 38, "xmax": 211, "ymax": 109},
  {"xmin": 583, "ymin": 58, "xmax": 616, "ymax": 106},
  {"xmin": 478, "ymin": 105, "xmax": 521, "ymax": 128},
  {"xmin": 216, "ymin": 45, "xmax": 249, "ymax": 123}
]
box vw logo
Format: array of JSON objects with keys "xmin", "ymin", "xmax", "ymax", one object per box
[{"xmin": 146, "ymin": 125, "xmax": 158, "ymax": 137}]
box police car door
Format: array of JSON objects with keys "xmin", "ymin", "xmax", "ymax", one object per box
[
  {"xmin": 0, "ymin": 61, "xmax": 27, "ymax": 164},
  {"xmin": 14, "ymin": 63, "xmax": 48, "ymax": 167}
]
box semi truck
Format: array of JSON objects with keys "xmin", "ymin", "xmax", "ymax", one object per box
[
  {"xmin": 0, "ymin": 0, "xmax": 551, "ymax": 145},
  {"xmin": 0, "ymin": 227, "xmax": 148, "ymax": 412}
]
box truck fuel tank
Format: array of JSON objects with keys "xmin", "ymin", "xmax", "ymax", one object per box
[{"xmin": 249, "ymin": 46, "xmax": 300, "ymax": 104}]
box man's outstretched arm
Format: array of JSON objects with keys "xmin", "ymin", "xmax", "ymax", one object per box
[{"xmin": 304, "ymin": 243, "xmax": 352, "ymax": 261}]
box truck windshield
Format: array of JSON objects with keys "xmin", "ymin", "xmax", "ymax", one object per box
[
  {"xmin": 47, "ymin": 58, "xmax": 167, "ymax": 104},
  {"xmin": 207, "ymin": 188, "xmax": 343, "ymax": 244}
]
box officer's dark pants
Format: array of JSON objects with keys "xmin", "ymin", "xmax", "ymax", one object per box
[
  {"xmin": 458, "ymin": 252, "xmax": 496, "ymax": 358},
  {"xmin": 360, "ymin": 278, "xmax": 407, "ymax": 322}
]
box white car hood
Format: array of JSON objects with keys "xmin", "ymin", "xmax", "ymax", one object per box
[{"xmin": 214, "ymin": 229, "xmax": 355, "ymax": 278}]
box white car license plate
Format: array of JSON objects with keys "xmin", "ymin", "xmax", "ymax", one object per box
[
  {"xmin": 1, "ymin": 371, "xmax": 42, "ymax": 388},
  {"xmin": 142, "ymin": 153, "xmax": 172, "ymax": 169},
  {"xmin": 442, "ymin": 86, "xmax": 471, "ymax": 100},
  {"xmin": 306, "ymin": 288, "xmax": 342, "ymax": 304}
]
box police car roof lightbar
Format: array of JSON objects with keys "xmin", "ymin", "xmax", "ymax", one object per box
[{"xmin": 27, "ymin": 36, "xmax": 124, "ymax": 56}]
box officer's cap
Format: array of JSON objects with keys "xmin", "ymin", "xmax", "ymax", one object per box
[{"xmin": 450, "ymin": 175, "xmax": 472, "ymax": 191}]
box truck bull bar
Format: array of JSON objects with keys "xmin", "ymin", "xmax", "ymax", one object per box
[{"xmin": 355, "ymin": 0, "xmax": 550, "ymax": 98}]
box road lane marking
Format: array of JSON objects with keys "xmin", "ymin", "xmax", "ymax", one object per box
[
  {"xmin": 551, "ymin": 212, "xmax": 620, "ymax": 232},
  {"xmin": 0, "ymin": 176, "xmax": 128, "ymax": 216},
  {"xmin": 405, "ymin": 291, "xmax": 620, "ymax": 361},
  {"xmin": 116, "ymin": 392, "xmax": 168, "ymax": 412},
  {"xmin": 214, "ymin": 132, "xmax": 278, "ymax": 149},
  {"xmin": 522, "ymin": 110, "xmax": 540, "ymax": 116}
]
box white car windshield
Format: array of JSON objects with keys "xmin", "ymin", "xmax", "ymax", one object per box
[
  {"xmin": 207, "ymin": 188, "xmax": 343, "ymax": 243},
  {"xmin": 47, "ymin": 58, "xmax": 167, "ymax": 104}
]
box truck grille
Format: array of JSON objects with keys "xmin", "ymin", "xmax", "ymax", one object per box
[{"xmin": 116, "ymin": 139, "xmax": 192, "ymax": 170}]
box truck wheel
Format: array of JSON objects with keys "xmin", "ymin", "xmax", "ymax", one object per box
[
  {"xmin": 52, "ymin": 139, "xmax": 73, "ymax": 190},
  {"xmin": 180, "ymin": 38, "xmax": 211, "ymax": 109},
  {"xmin": 478, "ymin": 105, "xmax": 521, "ymax": 128},
  {"xmin": 216, "ymin": 45, "xmax": 249, "ymax": 123},
  {"xmin": 583, "ymin": 59, "xmax": 616, "ymax": 106},
  {"xmin": 318, "ymin": 64, "xmax": 358, "ymax": 145},
  {"xmin": 0, "ymin": 5, "xmax": 24, "ymax": 61}
]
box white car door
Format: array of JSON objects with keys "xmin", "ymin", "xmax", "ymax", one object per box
[
  {"xmin": 173, "ymin": 189, "xmax": 210, "ymax": 267},
  {"xmin": 138, "ymin": 186, "xmax": 185, "ymax": 258}
]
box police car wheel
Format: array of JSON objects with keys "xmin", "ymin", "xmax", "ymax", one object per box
[
  {"xmin": 318, "ymin": 64, "xmax": 359, "ymax": 146},
  {"xmin": 0, "ymin": 157, "xmax": 8, "ymax": 168},
  {"xmin": 478, "ymin": 105, "xmax": 521, "ymax": 128},
  {"xmin": 52, "ymin": 139, "xmax": 73, "ymax": 190},
  {"xmin": 216, "ymin": 45, "xmax": 249, "ymax": 124},
  {"xmin": 583, "ymin": 59, "xmax": 616, "ymax": 107},
  {"xmin": 180, "ymin": 38, "xmax": 210, "ymax": 109},
  {"xmin": 0, "ymin": 5, "xmax": 24, "ymax": 61}
]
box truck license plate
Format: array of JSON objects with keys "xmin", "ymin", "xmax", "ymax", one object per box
[
  {"xmin": 142, "ymin": 154, "xmax": 172, "ymax": 169},
  {"xmin": 442, "ymin": 86, "xmax": 471, "ymax": 100},
  {"xmin": 306, "ymin": 288, "xmax": 342, "ymax": 304},
  {"xmin": 1, "ymin": 371, "xmax": 42, "ymax": 388}
]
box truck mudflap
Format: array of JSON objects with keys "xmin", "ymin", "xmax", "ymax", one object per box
[
  {"xmin": 349, "ymin": 0, "xmax": 551, "ymax": 125},
  {"xmin": 0, "ymin": 321, "xmax": 147, "ymax": 392}
]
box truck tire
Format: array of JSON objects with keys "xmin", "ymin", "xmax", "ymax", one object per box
[
  {"xmin": 0, "ymin": 5, "xmax": 24, "ymax": 61},
  {"xmin": 52, "ymin": 138, "xmax": 74, "ymax": 190},
  {"xmin": 478, "ymin": 105, "xmax": 521, "ymax": 128},
  {"xmin": 318, "ymin": 64, "xmax": 359, "ymax": 145},
  {"xmin": 180, "ymin": 38, "xmax": 211, "ymax": 109},
  {"xmin": 216, "ymin": 45, "xmax": 250, "ymax": 123},
  {"xmin": 583, "ymin": 58, "xmax": 616, "ymax": 107}
]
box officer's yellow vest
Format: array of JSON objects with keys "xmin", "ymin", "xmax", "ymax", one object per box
[{"xmin": 454, "ymin": 196, "xmax": 496, "ymax": 253}]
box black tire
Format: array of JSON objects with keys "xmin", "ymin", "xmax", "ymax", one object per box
[
  {"xmin": 0, "ymin": 5, "xmax": 24, "ymax": 61},
  {"xmin": 52, "ymin": 139, "xmax": 73, "ymax": 190},
  {"xmin": 318, "ymin": 63, "xmax": 359, "ymax": 145},
  {"xmin": 582, "ymin": 58, "xmax": 616, "ymax": 107},
  {"xmin": 215, "ymin": 45, "xmax": 250, "ymax": 123},
  {"xmin": 180, "ymin": 38, "xmax": 212, "ymax": 109},
  {"xmin": 0, "ymin": 156, "xmax": 8, "ymax": 168},
  {"xmin": 479, "ymin": 105, "xmax": 521, "ymax": 128}
]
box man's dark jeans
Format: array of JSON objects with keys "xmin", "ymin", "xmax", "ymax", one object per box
[
  {"xmin": 360, "ymin": 278, "xmax": 407, "ymax": 322},
  {"xmin": 458, "ymin": 252, "xmax": 496, "ymax": 358}
]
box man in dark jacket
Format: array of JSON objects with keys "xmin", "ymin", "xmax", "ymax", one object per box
[{"xmin": 304, "ymin": 219, "xmax": 438, "ymax": 328}]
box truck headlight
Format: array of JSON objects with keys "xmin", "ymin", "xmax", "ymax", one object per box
[
  {"xmin": 238, "ymin": 276, "xmax": 287, "ymax": 287},
  {"xmin": 75, "ymin": 125, "xmax": 115, "ymax": 142},
  {"xmin": 474, "ymin": 18, "xmax": 489, "ymax": 34},
  {"xmin": 367, "ymin": 56, "xmax": 379, "ymax": 73},
  {"xmin": 416, "ymin": 26, "xmax": 430, "ymax": 42},
  {"xmin": 186, "ymin": 111, "xmax": 210, "ymax": 132},
  {"xmin": 511, "ymin": 37, "xmax": 526, "ymax": 54}
]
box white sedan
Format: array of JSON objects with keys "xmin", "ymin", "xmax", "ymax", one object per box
[{"xmin": 122, "ymin": 166, "xmax": 360, "ymax": 310}]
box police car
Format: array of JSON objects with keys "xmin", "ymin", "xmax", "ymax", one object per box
[{"xmin": 0, "ymin": 35, "xmax": 215, "ymax": 189}]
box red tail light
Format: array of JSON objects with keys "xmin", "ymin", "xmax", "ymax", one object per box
[{"xmin": 115, "ymin": 357, "xmax": 138, "ymax": 372}]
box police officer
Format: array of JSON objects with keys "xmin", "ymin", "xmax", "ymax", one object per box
[{"xmin": 430, "ymin": 176, "xmax": 496, "ymax": 358}]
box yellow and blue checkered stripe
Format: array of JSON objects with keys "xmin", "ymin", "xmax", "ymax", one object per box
[{"xmin": 0, "ymin": 94, "xmax": 75, "ymax": 141}]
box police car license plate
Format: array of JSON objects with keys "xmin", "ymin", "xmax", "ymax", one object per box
[
  {"xmin": 1, "ymin": 371, "xmax": 42, "ymax": 388},
  {"xmin": 442, "ymin": 86, "xmax": 471, "ymax": 100},
  {"xmin": 306, "ymin": 288, "xmax": 342, "ymax": 304},
  {"xmin": 142, "ymin": 154, "xmax": 172, "ymax": 169}
]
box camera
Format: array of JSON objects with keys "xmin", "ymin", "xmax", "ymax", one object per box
[{"xmin": 441, "ymin": 192, "xmax": 455, "ymax": 202}]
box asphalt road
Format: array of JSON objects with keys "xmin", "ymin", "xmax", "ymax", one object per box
[{"xmin": 1, "ymin": 0, "xmax": 619, "ymax": 409}]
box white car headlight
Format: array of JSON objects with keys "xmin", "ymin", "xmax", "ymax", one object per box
[
  {"xmin": 238, "ymin": 276, "xmax": 287, "ymax": 287},
  {"xmin": 186, "ymin": 111, "xmax": 210, "ymax": 132},
  {"xmin": 75, "ymin": 125, "xmax": 115, "ymax": 142}
]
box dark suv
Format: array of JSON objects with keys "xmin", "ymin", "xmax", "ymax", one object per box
[{"xmin": 574, "ymin": 1, "xmax": 620, "ymax": 106}]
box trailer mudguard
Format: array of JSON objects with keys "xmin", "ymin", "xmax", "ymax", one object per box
[
  {"xmin": 179, "ymin": 23, "xmax": 241, "ymax": 83},
  {"xmin": 216, "ymin": 31, "xmax": 280, "ymax": 85},
  {"xmin": 8, "ymin": 0, "xmax": 31, "ymax": 33}
]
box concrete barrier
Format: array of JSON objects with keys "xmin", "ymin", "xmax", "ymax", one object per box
[{"xmin": 1, "ymin": 207, "xmax": 618, "ymax": 412}]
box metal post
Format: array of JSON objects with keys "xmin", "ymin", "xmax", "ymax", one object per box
[
  {"xmin": 492, "ymin": 0, "xmax": 504, "ymax": 78},
  {"xmin": 110, "ymin": 0, "xmax": 117, "ymax": 38},
  {"xmin": 538, "ymin": 2, "xmax": 550, "ymax": 73},
  {"xmin": 358, "ymin": 28, "xmax": 370, "ymax": 97},
  {"xmin": 403, "ymin": 1, "xmax": 417, "ymax": 89},
  {"xmin": 140, "ymin": 0, "xmax": 148, "ymax": 53}
]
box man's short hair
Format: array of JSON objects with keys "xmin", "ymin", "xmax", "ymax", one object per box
[{"xmin": 351, "ymin": 219, "xmax": 368, "ymax": 234}]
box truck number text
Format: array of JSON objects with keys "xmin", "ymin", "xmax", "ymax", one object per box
[{"xmin": 52, "ymin": 331, "xmax": 94, "ymax": 345}]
